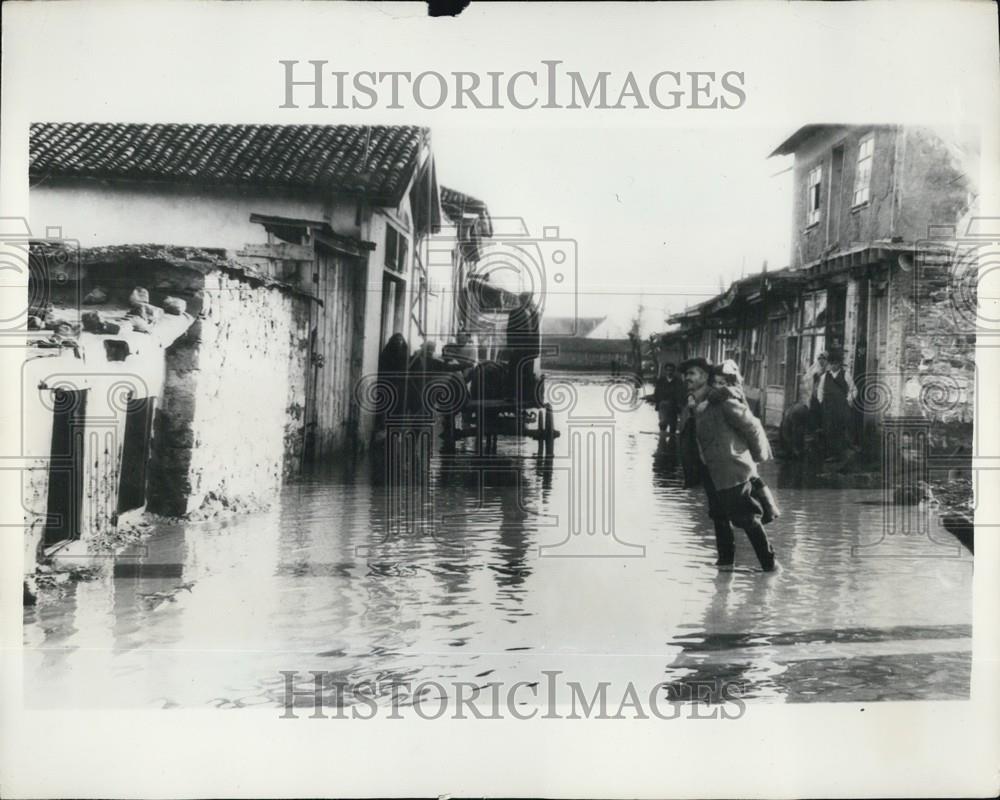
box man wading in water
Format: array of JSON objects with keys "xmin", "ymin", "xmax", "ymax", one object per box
[{"xmin": 677, "ymin": 357, "xmax": 777, "ymax": 572}]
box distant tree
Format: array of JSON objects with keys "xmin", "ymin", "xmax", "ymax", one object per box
[{"xmin": 645, "ymin": 332, "xmax": 661, "ymax": 376}]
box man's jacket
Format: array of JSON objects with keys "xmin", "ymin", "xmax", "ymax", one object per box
[
  {"xmin": 680, "ymin": 386, "xmax": 772, "ymax": 490},
  {"xmin": 653, "ymin": 376, "xmax": 686, "ymax": 408}
]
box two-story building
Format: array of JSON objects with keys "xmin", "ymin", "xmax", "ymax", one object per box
[
  {"xmin": 770, "ymin": 124, "xmax": 976, "ymax": 440},
  {"xmin": 666, "ymin": 124, "xmax": 977, "ymax": 454}
]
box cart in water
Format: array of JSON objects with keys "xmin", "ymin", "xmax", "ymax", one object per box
[{"xmin": 439, "ymin": 277, "xmax": 559, "ymax": 456}]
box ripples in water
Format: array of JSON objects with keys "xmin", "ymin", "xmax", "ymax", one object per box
[{"xmin": 23, "ymin": 378, "xmax": 972, "ymax": 708}]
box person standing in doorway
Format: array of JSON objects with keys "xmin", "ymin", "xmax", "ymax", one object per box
[
  {"xmin": 377, "ymin": 332, "xmax": 410, "ymax": 428},
  {"xmin": 678, "ymin": 357, "xmax": 777, "ymax": 572},
  {"xmin": 818, "ymin": 349, "xmax": 852, "ymax": 462}
]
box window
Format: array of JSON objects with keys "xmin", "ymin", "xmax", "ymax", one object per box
[
  {"xmin": 807, "ymin": 165, "xmax": 822, "ymax": 226},
  {"xmin": 801, "ymin": 291, "xmax": 827, "ymax": 329},
  {"xmin": 384, "ymin": 224, "xmax": 408, "ymax": 273},
  {"xmin": 384, "ymin": 225, "xmax": 398, "ymax": 268},
  {"xmin": 797, "ymin": 291, "xmax": 827, "ymax": 397},
  {"xmin": 398, "ymin": 235, "xmax": 408, "ymax": 273},
  {"xmin": 853, "ymin": 133, "xmax": 874, "ymax": 207},
  {"xmin": 825, "ymin": 285, "xmax": 846, "ymax": 351},
  {"xmin": 799, "ymin": 332, "xmax": 826, "ymax": 377}
]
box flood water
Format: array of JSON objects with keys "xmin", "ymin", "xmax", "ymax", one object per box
[{"xmin": 23, "ymin": 375, "xmax": 973, "ymax": 709}]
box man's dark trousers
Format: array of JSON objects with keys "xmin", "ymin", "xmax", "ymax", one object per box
[{"xmin": 701, "ymin": 465, "xmax": 774, "ymax": 568}]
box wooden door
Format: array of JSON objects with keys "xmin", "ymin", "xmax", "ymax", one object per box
[
  {"xmin": 309, "ymin": 247, "xmax": 366, "ymax": 460},
  {"xmin": 118, "ymin": 396, "xmax": 155, "ymax": 513}
]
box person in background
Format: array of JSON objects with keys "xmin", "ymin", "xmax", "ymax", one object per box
[
  {"xmin": 678, "ymin": 357, "xmax": 777, "ymax": 572},
  {"xmin": 818, "ymin": 348, "xmax": 852, "ymax": 462},
  {"xmin": 442, "ymin": 331, "xmax": 478, "ymax": 372},
  {"xmin": 377, "ymin": 333, "xmax": 410, "ymax": 428},
  {"xmin": 408, "ymin": 340, "xmax": 448, "ymax": 418},
  {"xmin": 409, "ymin": 339, "xmax": 439, "ymax": 370},
  {"xmin": 653, "ymin": 362, "xmax": 686, "ymax": 436},
  {"xmin": 807, "ymin": 352, "xmax": 828, "ymax": 431},
  {"xmin": 504, "ymin": 291, "xmax": 541, "ymax": 403}
]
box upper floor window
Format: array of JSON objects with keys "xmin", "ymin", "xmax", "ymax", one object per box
[
  {"xmin": 807, "ymin": 165, "xmax": 822, "ymax": 226},
  {"xmin": 853, "ymin": 132, "xmax": 874, "ymax": 207},
  {"xmin": 384, "ymin": 223, "xmax": 408, "ymax": 274}
]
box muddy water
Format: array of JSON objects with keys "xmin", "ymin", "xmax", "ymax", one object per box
[{"xmin": 23, "ymin": 375, "xmax": 972, "ymax": 708}]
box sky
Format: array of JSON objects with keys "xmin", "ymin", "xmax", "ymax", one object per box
[{"xmin": 432, "ymin": 126, "xmax": 794, "ymax": 336}]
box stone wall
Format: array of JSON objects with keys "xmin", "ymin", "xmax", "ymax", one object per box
[
  {"xmin": 148, "ymin": 267, "xmax": 310, "ymax": 516},
  {"xmin": 146, "ymin": 324, "xmax": 200, "ymax": 515},
  {"xmin": 895, "ymin": 250, "xmax": 976, "ymax": 453},
  {"xmin": 848, "ymin": 249, "xmax": 976, "ymax": 459}
]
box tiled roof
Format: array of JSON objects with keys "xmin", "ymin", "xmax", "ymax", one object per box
[
  {"xmin": 668, "ymin": 266, "xmax": 805, "ymax": 325},
  {"xmin": 29, "ymin": 123, "xmax": 429, "ymax": 204},
  {"xmin": 440, "ymin": 186, "xmax": 493, "ymax": 237}
]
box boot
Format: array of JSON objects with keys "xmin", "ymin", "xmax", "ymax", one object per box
[
  {"xmin": 742, "ymin": 520, "xmax": 776, "ymax": 571},
  {"xmin": 713, "ymin": 519, "xmax": 735, "ymax": 566}
]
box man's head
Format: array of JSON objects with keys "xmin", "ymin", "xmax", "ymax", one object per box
[
  {"xmin": 662, "ymin": 362, "xmax": 676, "ymax": 378},
  {"xmin": 679, "ymin": 357, "xmax": 711, "ymax": 392},
  {"xmin": 828, "ymin": 350, "xmax": 844, "ymax": 369},
  {"xmin": 817, "ymin": 352, "xmax": 828, "ymax": 370}
]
